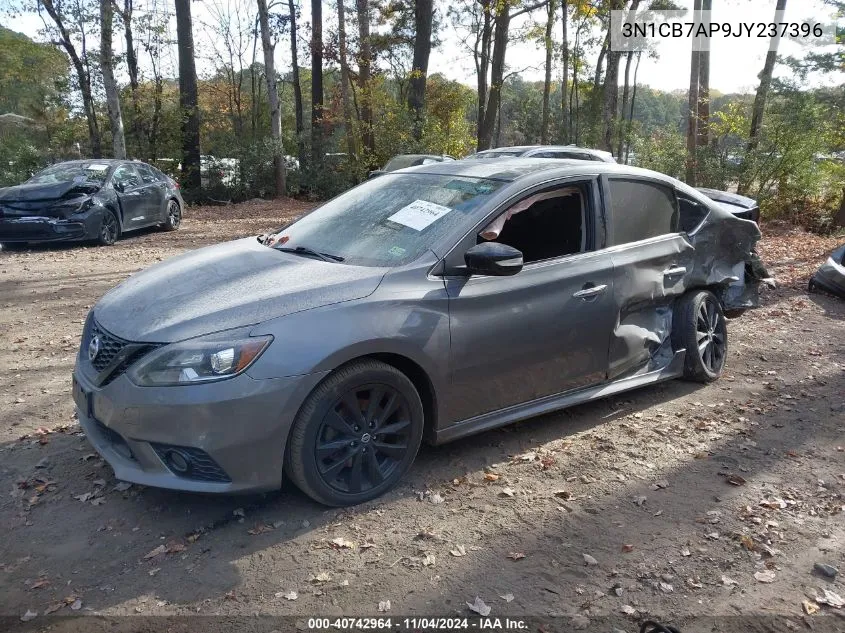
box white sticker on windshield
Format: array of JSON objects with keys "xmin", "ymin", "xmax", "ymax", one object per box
[
  {"xmin": 86, "ymin": 163, "xmax": 109, "ymax": 170},
  {"xmin": 387, "ymin": 199, "xmax": 452, "ymax": 231}
]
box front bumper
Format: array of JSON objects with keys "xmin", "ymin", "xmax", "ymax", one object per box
[
  {"xmin": 0, "ymin": 216, "xmax": 90, "ymax": 243},
  {"xmin": 72, "ymin": 365, "xmax": 328, "ymax": 494}
]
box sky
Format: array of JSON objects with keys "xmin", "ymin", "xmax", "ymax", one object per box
[{"xmin": 3, "ymin": 0, "xmax": 843, "ymax": 95}]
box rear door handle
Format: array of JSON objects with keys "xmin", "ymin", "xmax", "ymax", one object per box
[
  {"xmin": 663, "ymin": 266, "xmax": 687, "ymax": 276},
  {"xmin": 573, "ymin": 284, "xmax": 608, "ymax": 299}
]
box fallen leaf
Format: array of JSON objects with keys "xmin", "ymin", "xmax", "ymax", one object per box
[
  {"xmin": 165, "ymin": 541, "xmax": 186, "ymax": 554},
  {"xmin": 312, "ymin": 572, "xmax": 332, "ymax": 583},
  {"xmin": 378, "ymin": 600, "xmax": 391, "ymax": 612},
  {"xmin": 652, "ymin": 480, "xmax": 669, "ymax": 490},
  {"xmin": 91, "ymin": 497, "xmax": 105, "ymax": 506},
  {"xmin": 583, "ymin": 553, "xmax": 598, "ymax": 566},
  {"xmin": 44, "ymin": 603, "xmax": 64, "ymax": 614},
  {"xmin": 30, "ymin": 578, "xmax": 50, "ymax": 590},
  {"xmin": 507, "ymin": 552, "xmax": 525, "ymax": 561},
  {"xmin": 70, "ymin": 599, "xmax": 82, "ymax": 611},
  {"xmin": 621, "ymin": 605, "xmax": 638, "ymax": 616},
  {"xmin": 248, "ymin": 523, "xmax": 275, "ymax": 535},
  {"xmin": 500, "ymin": 593, "xmax": 514, "ymax": 602},
  {"xmin": 466, "ymin": 596, "xmax": 491, "ymax": 616},
  {"xmin": 21, "ymin": 609, "xmax": 37, "ymax": 622},
  {"xmin": 484, "ymin": 473, "xmax": 500, "ymax": 482},
  {"xmin": 721, "ymin": 575, "xmax": 738, "ymax": 586},
  {"xmin": 450, "ymin": 545, "xmax": 466, "ymax": 557},
  {"xmin": 330, "ymin": 537, "xmax": 355, "ymax": 549},
  {"xmin": 74, "ymin": 492, "xmax": 94, "ymax": 503},
  {"xmin": 634, "ymin": 495, "xmax": 647, "ymax": 506},
  {"xmin": 143, "ymin": 545, "xmax": 166, "ymax": 560},
  {"xmin": 148, "ymin": 568, "xmax": 160, "ymax": 577},
  {"xmin": 275, "ymin": 590, "xmax": 298, "ymax": 601},
  {"xmin": 726, "ymin": 474, "xmax": 747, "ymax": 486},
  {"xmin": 500, "ymin": 487, "xmax": 515, "ymax": 497},
  {"xmin": 803, "ymin": 600, "xmax": 820, "ymax": 615},
  {"xmin": 430, "ymin": 492, "xmax": 444, "ymax": 504},
  {"xmin": 114, "ymin": 481, "xmax": 132, "ymax": 492},
  {"xmin": 815, "ymin": 589, "xmax": 844, "ymax": 608},
  {"xmin": 681, "ymin": 547, "xmax": 691, "ymax": 557},
  {"xmin": 754, "ymin": 570, "xmax": 776, "ymax": 583},
  {"xmin": 422, "ymin": 553, "xmax": 436, "ymax": 567},
  {"xmin": 659, "ymin": 582, "xmax": 674, "ymax": 594},
  {"xmin": 621, "ymin": 544, "xmax": 634, "ymax": 553},
  {"xmin": 553, "ymin": 489, "xmax": 572, "ymax": 500}
]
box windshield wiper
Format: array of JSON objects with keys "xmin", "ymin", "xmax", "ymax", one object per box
[{"xmin": 274, "ymin": 245, "xmax": 345, "ymax": 263}]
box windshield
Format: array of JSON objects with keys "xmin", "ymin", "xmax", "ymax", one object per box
[
  {"xmin": 384, "ymin": 156, "xmax": 427, "ymax": 171},
  {"xmin": 27, "ymin": 162, "xmax": 111, "ymax": 185},
  {"xmin": 266, "ymin": 173, "xmax": 504, "ymax": 267}
]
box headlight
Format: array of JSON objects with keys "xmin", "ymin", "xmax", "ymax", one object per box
[
  {"xmin": 127, "ymin": 329, "xmax": 273, "ymax": 386},
  {"xmin": 49, "ymin": 197, "xmax": 93, "ymax": 217}
]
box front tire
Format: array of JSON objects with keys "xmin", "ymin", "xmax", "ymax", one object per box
[
  {"xmin": 286, "ymin": 360, "xmax": 424, "ymax": 506},
  {"xmin": 97, "ymin": 209, "xmax": 120, "ymax": 246},
  {"xmin": 672, "ymin": 289, "xmax": 728, "ymax": 383}
]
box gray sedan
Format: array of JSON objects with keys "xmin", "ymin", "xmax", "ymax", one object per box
[{"xmin": 73, "ymin": 159, "xmax": 766, "ymax": 506}]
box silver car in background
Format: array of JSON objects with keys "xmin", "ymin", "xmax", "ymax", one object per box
[{"xmin": 73, "ymin": 159, "xmax": 766, "ymax": 506}]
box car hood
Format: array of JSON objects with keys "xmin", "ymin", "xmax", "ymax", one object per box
[
  {"xmin": 94, "ymin": 237, "xmax": 387, "ymax": 343},
  {"xmin": 0, "ymin": 180, "xmax": 100, "ymax": 204}
]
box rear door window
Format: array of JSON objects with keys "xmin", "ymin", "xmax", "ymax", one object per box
[{"xmin": 607, "ymin": 178, "xmax": 678, "ymax": 245}]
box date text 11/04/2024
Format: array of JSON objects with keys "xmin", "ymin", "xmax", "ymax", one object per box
[{"xmin": 306, "ymin": 617, "xmax": 529, "ymax": 631}]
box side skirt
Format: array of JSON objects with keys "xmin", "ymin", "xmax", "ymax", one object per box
[{"xmin": 434, "ymin": 350, "xmax": 686, "ymax": 445}]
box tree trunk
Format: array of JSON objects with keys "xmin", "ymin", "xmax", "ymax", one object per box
[
  {"xmin": 601, "ymin": 0, "xmax": 623, "ymax": 155},
  {"xmin": 625, "ymin": 50, "xmax": 641, "ymax": 164},
  {"xmin": 310, "ymin": 0, "xmax": 324, "ymax": 167},
  {"xmin": 40, "ymin": 0, "xmax": 102, "ymax": 157},
  {"xmin": 696, "ymin": 0, "xmax": 711, "ymax": 148},
  {"xmin": 617, "ymin": 51, "xmax": 633, "ymax": 160},
  {"xmin": 476, "ymin": 0, "xmax": 493, "ymax": 142},
  {"xmin": 407, "ymin": 0, "xmax": 433, "ymax": 141},
  {"xmin": 615, "ymin": 0, "xmax": 640, "ymax": 159},
  {"xmin": 175, "ymin": 0, "xmax": 201, "ymax": 192},
  {"xmin": 257, "ymin": 0, "xmax": 286, "ymax": 198},
  {"xmin": 570, "ymin": 17, "xmax": 583, "ymax": 144},
  {"xmin": 540, "ymin": 0, "xmax": 556, "ymax": 144},
  {"xmin": 117, "ymin": 0, "xmax": 142, "ymax": 156},
  {"xmin": 559, "ymin": 0, "xmax": 568, "ymax": 143},
  {"xmin": 685, "ymin": 0, "xmax": 702, "ymax": 186},
  {"xmin": 739, "ymin": 0, "xmax": 788, "ymax": 194},
  {"xmin": 100, "ymin": 0, "xmax": 126, "ymax": 159},
  {"xmin": 477, "ymin": 9, "xmax": 510, "ymax": 150},
  {"xmin": 337, "ymin": 0, "xmax": 358, "ymax": 160},
  {"xmin": 356, "ymin": 0, "xmax": 375, "ymax": 163},
  {"xmin": 593, "ymin": 33, "xmax": 607, "ymax": 94},
  {"xmin": 288, "ymin": 0, "xmax": 305, "ymax": 168}
]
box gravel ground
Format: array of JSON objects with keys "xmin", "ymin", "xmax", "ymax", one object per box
[{"xmin": 0, "ymin": 204, "xmax": 843, "ymax": 632}]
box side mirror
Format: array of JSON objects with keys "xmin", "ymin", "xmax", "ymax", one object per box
[
  {"xmin": 113, "ymin": 181, "xmax": 124, "ymax": 193},
  {"xmin": 367, "ymin": 170, "xmax": 383, "ymax": 179},
  {"xmin": 464, "ymin": 242, "xmax": 523, "ymax": 276}
]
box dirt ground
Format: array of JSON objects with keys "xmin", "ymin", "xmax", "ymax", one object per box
[{"xmin": 1, "ymin": 201, "xmax": 843, "ymax": 632}]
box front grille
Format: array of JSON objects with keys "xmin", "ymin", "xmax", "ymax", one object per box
[
  {"xmin": 85, "ymin": 318, "xmax": 160, "ymax": 384},
  {"xmin": 151, "ymin": 443, "xmax": 232, "ymax": 483},
  {"xmin": 89, "ymin": 321, "xmax": 129, "ymax": 372}
]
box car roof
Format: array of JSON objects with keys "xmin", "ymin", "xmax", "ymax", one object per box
[
  {"xmin": 51, "ymin": 159, "xmax": 126, "ymax": 166},
  {"xmin": 399, "ymin": 156, "xmax": 667, "ymax": 182}
]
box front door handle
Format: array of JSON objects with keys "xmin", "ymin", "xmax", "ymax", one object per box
[
  {"xmin": 573, "ymin": 284, "xmax": 608, "ymax": 299},
  {"xmin": 663, "ymin": 265, "xmax": 687, "ymax": 276}
]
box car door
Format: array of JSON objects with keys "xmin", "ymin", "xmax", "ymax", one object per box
[
  {"xmin": 135, "ymin": 163, "xmax": 167, "ymax": 223},
  {"xmin": 602, "ymin": 176, "xmax": 695, "ymax": 380},
  {"xmin": 441, "ymin": 178, "xmax": 617, "ymax": 424},
  {"xmin": 111, "ymin": 164, "xmax": 149, "ymax": 227}
]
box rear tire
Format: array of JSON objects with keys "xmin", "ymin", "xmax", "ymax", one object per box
[
  {"xmin": 286, "ymin": 360, "xmax": 424, "ymax": 506},
  {"xmin": 161, "ymin": 199, "xmax": 181, "ymax": 231},
  {"xmin": 672, "ymin": 289, "xmax": 728, "ymax": 383},
  {"xmin": 97, "ymin": 209, "xmax": 120, "ymax": 246}
]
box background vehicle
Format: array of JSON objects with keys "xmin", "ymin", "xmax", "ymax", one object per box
[
  {"xmin": 466, "ymin": 145, "xmax": 616, "ymax": 163},
  {"xmin": 0, "ymin": 159, "xmax": 184, "ymax": 247},
  {"xmin": 73, "ymin": 159, "xmax": 765, "ymax": 506},
  {"xmin": 368, "ymin": 154, "xmax": 455, "ymax": 179},
  {"xmin": 200, "ymin": 155, "xmax": 238, "ymax": 188}
]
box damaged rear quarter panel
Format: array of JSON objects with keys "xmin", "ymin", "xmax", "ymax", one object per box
[{"xmin": 605, "ymin": 184, "xmax": 763, "ymax": 381}]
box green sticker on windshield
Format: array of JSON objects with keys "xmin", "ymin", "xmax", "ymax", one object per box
[{"xmin": 388, "ymin": 246, "xmax": 406, "ymax": 257}]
